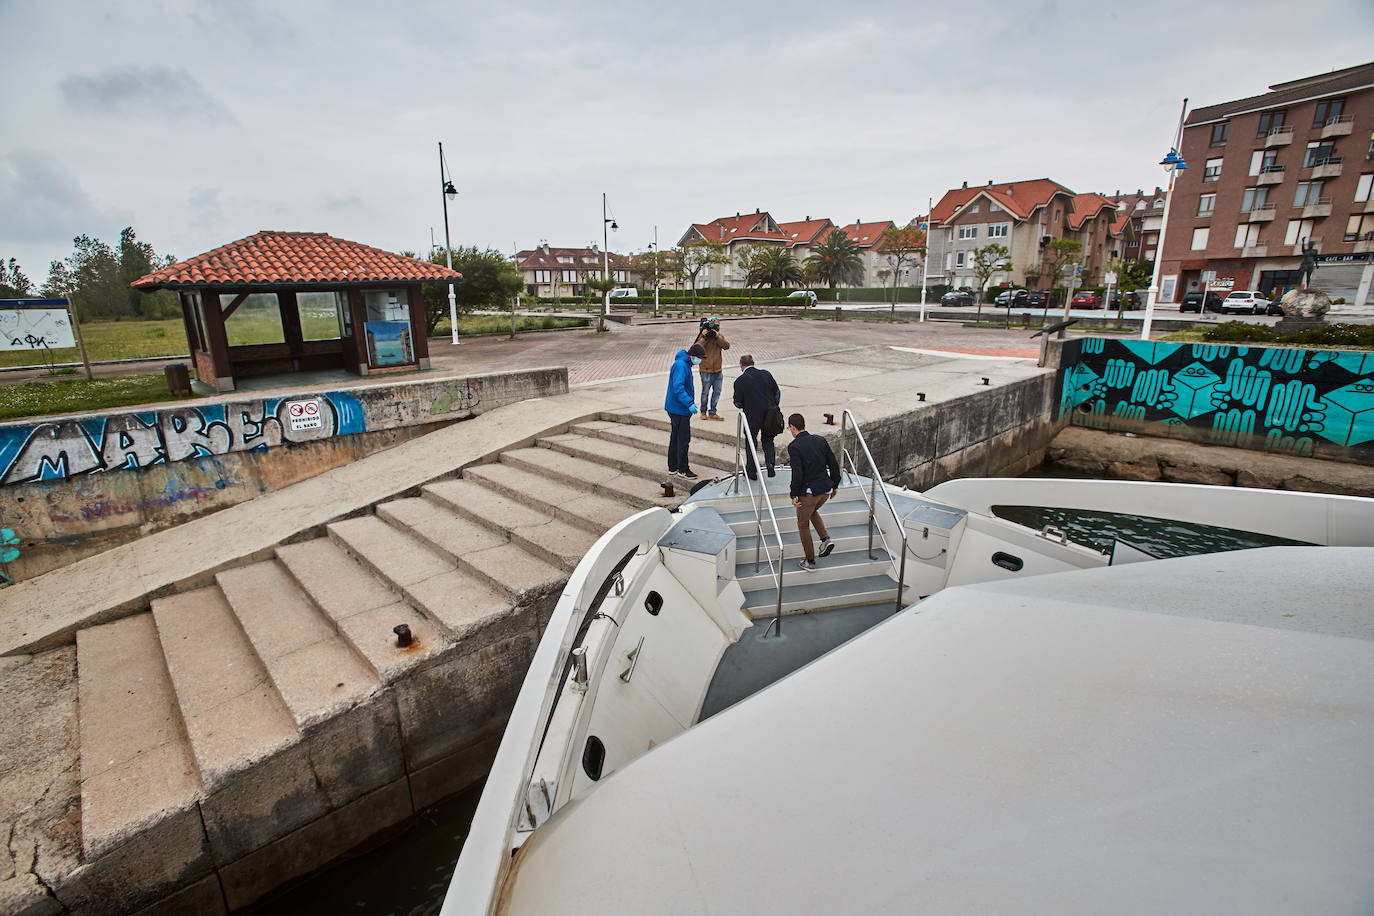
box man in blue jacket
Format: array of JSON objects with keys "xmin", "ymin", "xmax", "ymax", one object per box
[
  {"xmin": 666, "ymin": 343, "xmax": 707, "ymax": 479},
  {"xmin": 786, "ymin": 412, "xmax": 840, "ymax": 571}
]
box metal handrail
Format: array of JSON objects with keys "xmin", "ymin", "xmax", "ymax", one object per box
[
  {"xmin": 732, "ymin": 414, "xmax": 787, "ymax": 635},
  {"xmin": 839, "ymin": 410, "xmax": 908, "ymax": 614}
]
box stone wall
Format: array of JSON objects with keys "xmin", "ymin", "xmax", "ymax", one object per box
[{"xmin": 0, "ymin": 368, "xmax": 567, "ymax": 582}]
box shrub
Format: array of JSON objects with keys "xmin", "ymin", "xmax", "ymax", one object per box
[{"xmin": 1201, "ymin": 321, "xmax": 1374, "ymax": 347}]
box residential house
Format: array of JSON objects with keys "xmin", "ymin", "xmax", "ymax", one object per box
[
  {"xmin": 516, "ymin": 244, "xmax": 631, "ymax": 298},
  {"xmin": 927, "ymin": 179, "xmax": 1117, "ymax": 292},
  {"xmin": 1159, "ymin": 60, "xmax": 1374, "ymax": 304},
  {"xmin": 840, "ymin": 220, "xmax": 897, "ymax": 287},
  {"xmin": 678, "ymin": 211, "xmax": 790, "ymax": 288},
  {"xmin": 777, "ymin": 217, "xmax": 836, "ymax": 268}
]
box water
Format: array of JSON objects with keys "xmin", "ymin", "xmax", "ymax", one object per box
[{"xmin": 244, "ymin": 781, "xmax": 483, "ymax": 915}]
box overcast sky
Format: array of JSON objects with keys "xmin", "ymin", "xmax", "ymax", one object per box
[{"xmin": 2, "ymin": 0, "xmax": 1372, "ymax": 283}]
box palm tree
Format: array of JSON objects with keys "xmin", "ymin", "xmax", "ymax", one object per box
[
  {"xmin": 804, "ymin": 229, "xmax": 864, "ymax": 290},
  {"xmin": 747, "ymin": 246, "xmax": 804, "ymax": 289}
]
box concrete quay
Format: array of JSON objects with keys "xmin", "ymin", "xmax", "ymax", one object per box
[{"xmin": 1, "ymin": 338, "xmax": 1058, "ymax": 914}]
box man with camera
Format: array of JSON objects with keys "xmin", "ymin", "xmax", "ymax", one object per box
[{"xmin": 693, "ymin": 318, "xmax": 730, "ymax": 420}]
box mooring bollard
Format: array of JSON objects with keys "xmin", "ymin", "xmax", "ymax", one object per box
[
  {"xmin": 393, "ymin": 624, "xmax": 413, "ymax": 647},
  {"xmin": 824, "ymin": 413, "xmax": 836, "ymax": 425},
  {"xmin": 917, "ymin": 392, "xmax": 926, "ymax": 401},
  {"xmin": 662, "ymin": 482, "xmax": 675, "ymax": 497}
]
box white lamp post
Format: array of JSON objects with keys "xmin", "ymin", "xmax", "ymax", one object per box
[
  {"xmin": 648, "ymin": 225, "xmax": 660, "ymax": 315},
  {"xmin": 600, "ymin": 193, "xmax": 618, "ymax": 332},
  {"xmin": 438, "ymin": 141, "xmax": 460, "ymax": 345},
  {"xmin": 1141, "ymin": 99, "xmax": 1190, "ymax": 341}
]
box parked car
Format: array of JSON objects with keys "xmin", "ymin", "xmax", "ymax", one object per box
[
  {"xmin": 940, "ymin": 290, "xmax": 974, "ymax": 307},
  {"xmin": 610, "ymin": 288, "xmax": 638, "ymax": 299},
  {"xmin": 1026, "ymin": 290, "xmax": 1049, "ymax": 308},
  {"xmin": 1180, "ymin": 291, "xmax": 1224, "ymax": 313},
  {"xmin": 786, "ymin": 289, "xmax": 818, "ymax": 306},
  {"xmin": 1265, "ymin": 298, "xmax": 1285, "ymax": 316},
  {"xmin": 1221, "ymin": 290, "xmax": 1271, "ymax": 314},
  {"xmin": 1106, "ymin": 290, "xmax": 1142, "ymax": 310},
  {"xmin": 994, "ymin": 288, "xmax": 1029, "ymax": 307},
  {"xmin": 1070, "ymin": 291, "xmax": 1103, "ymax": 309}
]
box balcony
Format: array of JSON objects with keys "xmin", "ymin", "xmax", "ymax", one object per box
[
  {"xmin": 1263, "ymin": 125, "xmax": 1294, "ymax": 147},
  {"xmin": 1246, "ymin": 203, "xmax": 1277, "ymax": 222},
  {"xmin": 1242, "ymin": 245, "xmax": 1269, "ymax": 258},
  {"xmin": 1292, "ymin": 237, "xmax": 1322, "ymax": 255},
  {"xmin": 1356, "ymin": 237, "xmax": 1374, "ymax": 254},
  {"xmin": 1257, "ymin": 164, "xmax": 1286, "ymax": 185},
  {"xmin": 1320, "ymin": 114, "xmax": 1354, "ymax": 139},
  {"xmin": 1310, "ymin": 156, "xmax": 1343, "ymax": 179},
  {"xmin": 1301, "ymin": 197, "xmax": 1332, "ymax": 219}
]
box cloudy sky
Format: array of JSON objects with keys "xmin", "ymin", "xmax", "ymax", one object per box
[{"xmin": 2, "ymin": 0, "xmax": 1371, "ymax": 282}]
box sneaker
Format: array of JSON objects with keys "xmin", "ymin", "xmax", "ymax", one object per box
[
  {"xmin": 679, "ymin": 470, "xmax": 699, "ymax": 480},
  {"xmin": 766, "ymin": 467, "xmax": 776, "ymax": 477},
  {"xmin": 818, "ymin": 538, "xmax": 835, "ymax": 558},
  {"xmin": 798, "ymin": 559, "xmax": 817, "ymax": 572}
]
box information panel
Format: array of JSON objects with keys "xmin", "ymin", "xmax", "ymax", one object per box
[{"xmin": 0, "ymin": 300, "xmax": 77, "ymax": 351}]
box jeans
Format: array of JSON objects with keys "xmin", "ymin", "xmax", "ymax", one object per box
[
  {"xmin": 667, "ymin": 412, "xmax": 692, "ymax": 472},
  {"xmin": 744, "ymin": 429, "xmax": 776, "ymax": 478},
  {"xmin": 699, "ymin": 371, "xmax": 722, "ymax": 414},
  {"xmin": 794, "ymin": 492, "xmax": 831, "ymax": 561}
]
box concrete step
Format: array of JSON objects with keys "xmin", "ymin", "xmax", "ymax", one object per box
[
  {"xmin": 151, "ymin": 588, "xmax": 301, "ymax": 791},
  {"xmin": 612, "ymin": 410, "xmax": 739, "ymax": 445},
  {"xmin": 455, "ymin": 463, "xmax": 643, "ymax": 535},
  {"xmin": 500, "ymin": 447, "xmax": 679, "ymax": 511},
  {"xmin": 339, "ymin": 502, "xmax": 540, "ymax": 641},
  {"xmin": 275, "ymin": 537, "xmax": 449, "ymax": 683},
  {"xmin": 735, "ymin": 547, "xmax": 891, "ymax": 591},
  {"xmin": 535, "ymin": 432, "xmax": 678, "ymax": 482},
  {"xmin": 742, "ymin": 571, "xmax": 904, "ymax": 617},
  {"xmin": 421, "ymin": 478, "xmax": 601, "ymax": 570},
  {"xmin": 718, "ymin": 496, "xmax": 873, "ymax": 535},
  {"xmin": 376, "ymin": 497, "xmax": 566, "ymax": 599},
  {"xmin": 216, "ymin": 560, "xmax": 380, "ymax": 729},
  {"xmin": 76, "ymin": 613, "xmax": 203, "ymax": 859},
  {"xmin": 570, "ymin": 420, "xmax": 739, "ymax": 472}
]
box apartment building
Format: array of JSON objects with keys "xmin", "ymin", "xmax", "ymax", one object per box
[
  {"xmin": 1160, "ymin": 61, "xmax": 1374, "ymax": 304},
  {"xmin": 1105, "ymin": 187, "xmax": 1166, "ymax": 264},
  {"xmin": 841, "ymin": 220, "xmax": 897, "ymax": 286},
  {"xmin": 926, "ymin": 179, "xmax": 1119, "ymax": 291},
  {"xmin": 516, "ymin": 244, "xmax": 631, "ymax": 298}
]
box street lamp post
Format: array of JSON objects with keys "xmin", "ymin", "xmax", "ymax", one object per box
[
  {"xmin": 1141, "ymin": 99, "xmax": 1190, "ymax": 341},
  {"xmin": 438, "ymin": 141, "xmax": 460, "ymax": 346},
  {"xmin": 600, "ymin": 193, "xmax": 618, "ymax": 332},
  {"xmin": 648, "ymin": 225, "xmax": 660, "ymax": 315},
  {"xmin": 919, "ymin": 199, "xmax": 931, "ymax": 322}
]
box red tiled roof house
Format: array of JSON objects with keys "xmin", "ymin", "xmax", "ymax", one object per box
[{"xmin": 132, "ymin": 231, "xmax": 460, "ymax": 391}]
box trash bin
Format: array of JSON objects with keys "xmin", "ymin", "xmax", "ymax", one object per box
[{"xmin": 164, "ymin": 363, "xmax": 191, "ymax": 396}]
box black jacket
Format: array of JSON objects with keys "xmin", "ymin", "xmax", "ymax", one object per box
[
  {"xmin": 787, "ymin": 431, "xmax": 840, "ymax": 498},
  {"xmin": 732, "ymin": 367, "xmax": 780, "ymax": 432}
]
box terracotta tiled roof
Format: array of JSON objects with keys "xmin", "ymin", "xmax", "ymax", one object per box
[
  {"xmin": 679, "ymin": 212, "xmax": 788, "ymax": 246},
  {"xmin": 930, "ymin": 179, "xmax": 1075, "ymax": 225},
  {"xmin": 777, "ymin": 218, "xmax": 834, "ymax": 248},
  {"xmin": 840, "ymin": 220, "xmax": 895, "ymax": 248},
  {"xmin": 1067, "ymin": 193, "xmax": 1116, "ymax": 231},
  {"xmin": 131, "ymin": 231, "xmax": 461, "ymax": 290},
  {"xmin": 516, "ymin": 246, "xmax": 629, "ymax": 269}
]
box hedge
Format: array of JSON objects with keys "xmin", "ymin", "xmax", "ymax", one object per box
[{"xmin": 1201, "ymin": 321, "xmax": 1374, "ymax": 347}]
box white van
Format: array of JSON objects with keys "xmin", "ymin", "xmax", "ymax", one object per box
[{"xmin": 610, "ymin": 288, "xmax": 638, "ymax": 299}]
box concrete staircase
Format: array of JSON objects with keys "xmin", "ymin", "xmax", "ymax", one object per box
[{"xmin": 69, "ymin": 412, "xmax": 743, "ymax": 912}]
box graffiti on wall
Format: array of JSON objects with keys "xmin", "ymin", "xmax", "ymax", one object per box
[
  {"xmin": 1058, "ymin": 339, "xmax": 1374, "ymax": 459},
  {"xmin": 0, "ymin": 393, "xmax": 367, "ymax": 486}
]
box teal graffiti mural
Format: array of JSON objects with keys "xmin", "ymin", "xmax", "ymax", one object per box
[
  {"xmin": 1057, "ymin": 339, "xmax": 1374, "ymax": 460},
  {"xmin": 0, "ymin": 392, "xmax": 366, "ymax": 486},
  {"xmin": 0, "ymin": 528, "xmax": 18, "ymax": 586}
]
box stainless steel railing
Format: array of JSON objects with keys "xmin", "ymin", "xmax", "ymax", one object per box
[
  {"xmin": 731, "ymin": 414, "xmax": 786, "ymax": 635},
  {"xmin": 839, "ymin": 409, "xmax": 908, "ymax": 614}
]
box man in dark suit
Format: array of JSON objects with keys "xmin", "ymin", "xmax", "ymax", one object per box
[{"xmin": 731, "ymin": 354, "xmax": 781, "ymax": 480}]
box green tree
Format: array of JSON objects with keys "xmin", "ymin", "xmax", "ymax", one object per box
[
  {"xmin": 1116, "ymin": 259, "xmax": 1153, "ymax": 292},
  {"xmin": 64, "ymin": 235, "xmax": 124, "ymax": 319},
  {"xmin": 746, "ymin": 246, "xmax": 803, "ymax": 290},
  {"xmin": 681, "ymin": 239, "xmax": 729, "ymax": 313},
  {"xmin": 804, "ymin": 229, "xmax": 863, "ymax": 289},
  {"xmin": 1039, "ymin": 238, "xmax": 1083, "ymax": 310},
  {"xmin": 0, "ymin": 257, "xmax": 33, "ymax": 298},
  {"xmin": 970, "ymin": 243, "xmax": 1011, "ymax": 320},
  {"xmin": 118, "ymin": 227, "xmax": 178, "ymax": 319},
  {"xmin": 421, "ymin": 247, "xmax": 522, "ymax": 335},
  {"xmin": 876, "ymin": 226, "xmax": 926, "ymax": 310}
]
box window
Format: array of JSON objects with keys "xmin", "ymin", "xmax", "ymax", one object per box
[
  {"xmin": 1294, "ymin": 181, "xmax": 1324, "ymax": 207},
  {"xmin": 533, "ymin": 269, "xmax": 550, "ymax": 284},
  {"xmin": 186, "ymin": 292, "xmax": 206, "ymax": 351},
  {"xmin": 956, "ymin": 251, "xmax": 966, "ymax": 267},
  {"xmin": 968, "ymin": 203, "xmax": 980, "ymax": 213},
  {"xmin": 987, "ymin": 223, "xmax": 1009, "ymax": 238},
  {"xmin": 989, "ymin": 202, "xmax": 1003, "ymax": 213},
  {"xmin": 1313, "ymin": 98, "xmax": 1344, "ymax": 127},
  {"xmin": 1257, "ymin": 110, "xmax": 1285, "ymax": 135},
  {"xmin": 1249, "ymin": 149, "xmax": 1280, "ymax": 176},
  {"xmin": 1305, "ymin": 141, "xmax": 1337, "ymax": 167},
  {"xmin": 1134, "ymin": 201, "xmax": 1145, "ymax": 211},
  {"xmin": 958, "ymin": 226, "xmax": 977, "ymax": 240},
  {"xmin": 1203, "ymin": 158, "xmax": 1223, "ymax": 182},
  {"xmin": 1241, "ymin": 187, "xmax": 1269, "ymax": 211},
  {"xmin": 1368, "ymin": 130, "xmax": 1373, "ymax": 159},
  {"xmin": 1357, "ymin": 174, "xmax": 1373, "ymax": 203},
  {"xmin": 297, "ymin": 291, "xmax": 342, "ymax": 341},
  {"xmin": 562, "ymin": 270, "xmax": 577, "ymax": 282},
  {"xmin": 1284, "ymin": 219, "xmax": 1314, "ymax": 245},
  {"xmin": 1210, "ymin": 122, "xmax": 1229, "ymax": 146},
  {"xmin": 1191, "ymin": 228, "xmax": 1209, "ymax": 250},
  {"xmin": 1235, "ymin": 224, "xmax": 1262, "ymax": 248},
  {"xmin": 224, "ymin": 293, "xmax": 285, "ymax": 347},
  {"xmin": 1345, "ymin": 214, "xmax": 1374, "ymax": 242},
  {"xmin": 1196, "ymin": 194, "xmax": 1216, "ymax": 216}
]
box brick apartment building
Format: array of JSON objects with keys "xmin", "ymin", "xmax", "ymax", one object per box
[
  {"xmin": 1104, "ymin": 187, "xmax": 1166, "ymax": 264},
  {"xmin": 1160, "ymin": 61, "xmax": 1374, "ymax": 304}
]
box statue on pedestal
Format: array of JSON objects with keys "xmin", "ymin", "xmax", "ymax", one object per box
[{"xmin": 1299, "ymin": 239, "xmax": 1319, "ymax": 288}]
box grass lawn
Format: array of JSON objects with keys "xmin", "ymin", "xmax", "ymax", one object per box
[
  {"xmin": 0, "ymin": 318, "xmax": 188, "ymax": 368},
  {"xmin": 0, "ymin": 374, "xmax": 200, "ymax": 420}
]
